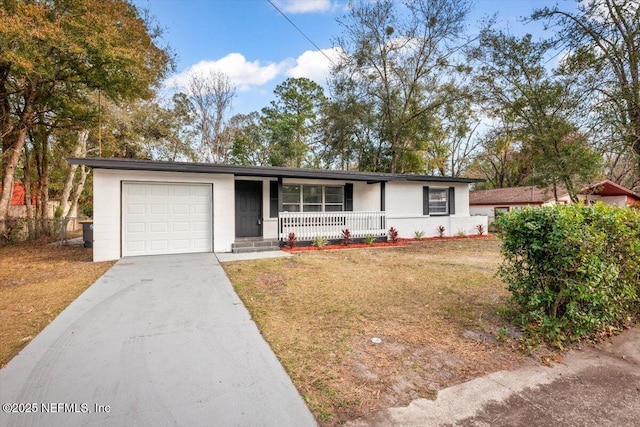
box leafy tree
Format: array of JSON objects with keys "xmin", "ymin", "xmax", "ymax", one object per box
[
  {"xmin": 319, "ymin": 78, "xmax": 381, "ymax": 170},
  {"xmin": 142, "ymin": 94, "xmax": 199, "ymax": 162},
  {"xmin": 467, "ymin": 127, "xmax": 530, "ymax": 189},
  {"xmin": 471, "ymin": 29, "xmax": 602, "ymax": 200},
  {"xmin": 228, "ymin": 112, "xmax": 271, "ymax": 166},
  {"xmin": 423, "ymin": 90, "xmax": 481, "ymax": 176},
  {"xmin": 0, "ymin": 0, "xmax": 172, "ymax": 226},
  {"xmin": 17, "ymin": 85, "xmax": 97, "ymax": 226},
  {"xmin": 99, "ymin": 96, "xmax": 197, "ymax": 161},
  {"xmin": 262, "ymin": 77, "xmax": 326, "ymax": 167},
  {"xmin": 331, "ymin": 0, "xmax": 473, "ymax": 173},
  {"xmin": 533, "ymin": 0, "xmax": 640, "ymax": 181}
]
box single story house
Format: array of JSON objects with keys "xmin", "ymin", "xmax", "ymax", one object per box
[
  {"xmin": 68, "ymin": 157, "xmax": 487, "ymax": 262},
  {"xmin": 470, "ymin": 180, "xmax": 640, "ymax": 224}
]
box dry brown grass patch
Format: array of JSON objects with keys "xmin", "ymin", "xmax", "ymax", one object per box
[
  {"xmin": 0, "ymin": 239, "xmax": 114, "ymax": 367},
  {"xmin": 225, "ymin": 237, "xmax": 530, "ymax": 425}
]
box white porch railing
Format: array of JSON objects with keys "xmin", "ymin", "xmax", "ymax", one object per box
[{"xmin": 279, "ymin": 211, "xmax": 387, "ymax": 241}]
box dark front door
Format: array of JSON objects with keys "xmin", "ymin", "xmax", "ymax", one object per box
[{"xmin": 235, "ymin": 180, "xmax": 263, "ymax": 237}]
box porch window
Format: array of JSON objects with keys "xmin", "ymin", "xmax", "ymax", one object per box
[
  {"xmin": 283, "ymin": 185, "xmax": 302, "ymax": 212},
  {"xmin": 282, "ymin": 185, "xmax": 344, "ymax": 212},
  {"xmin": 303, "ymin": 185, "xmax": 322, "ymax": 212},
  {"xmin": 324, "ymin": 186, "xmax": 344, "ymax": 211}
]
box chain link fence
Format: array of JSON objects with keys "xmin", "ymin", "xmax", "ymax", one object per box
[{"xmin": 0, "ymin": 217, "xmax": 89, "ymax": 246}]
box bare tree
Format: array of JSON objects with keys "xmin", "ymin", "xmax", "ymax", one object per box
[{"xmin": 186, "ymin": 71, "xmax": 236, "ymax": 163}]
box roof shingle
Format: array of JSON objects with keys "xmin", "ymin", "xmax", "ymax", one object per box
[{"xmin": 469, "ymin": 186, "xmax": 560, "ymax": 205}]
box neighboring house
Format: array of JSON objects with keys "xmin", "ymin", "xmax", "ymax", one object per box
[
  {"xmin": 0, "ymin": 182, "xmax": 35, "ymax": 218},
  {"xmin": 68, "ymin": 157, "xmax": 487, "ymax": 262},
  {"xmin": 0, "ymin": 181, "xmax": 35, "ymax": 204},
  {"xmin": 470, "ymin": 180, "xmax": 640, "ymax": 225},
  {"xmin": 0, "ymin": 182, "xmax": 61, "ymax": 219}
]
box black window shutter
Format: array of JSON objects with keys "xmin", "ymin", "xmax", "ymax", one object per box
[
  {"xmin": 344, "ymin": 183, "xmax": 353, "ymax": 211},
  {"xmin": 269, "ymin": 181, "xmax": 278, "ymax": 218},
  {"xmin": 448, "ymin": 187, "xmax": 456, "ymax": 215},
  {"xmin": 423, "ymin": 186, "xmax": 430, "ymax": 215}
]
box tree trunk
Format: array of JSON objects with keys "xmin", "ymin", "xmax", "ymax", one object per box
[
  {"xmin": 0, "ymin": 64, "xmax": 11, "ymax": 184},
  {"xmin": 60, "ymin": 130, "xmax": 88, "ymax": 217},
  {"xmin": 69, "ymin": 165, "xmax": 89, "ymax": 220},
  {"xmin": 22, "ymin": 145, "xmax": 35, "ymax": 238},
  {"xmin": 390, "ymin": 148, "xmax": 397, "ymax": 174},
  {"xmin": 33, "ymin": 128, "xmax": 52, "ymax": 221},
  {"xmin": 0, "ymin": 128, "xmax": 29, "ymax": 223},
  {"xmin": 564, "ymin": 177, "xmax": 579, "ymax": 203},
  {"xmin": 634, "ymin": 115, "xmax": 640, "ymax": 157},
  {"xmin": 0, "ymin": 84, "xmax": 36, "ymax": 229}
]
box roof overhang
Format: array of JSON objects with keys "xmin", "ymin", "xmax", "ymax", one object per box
[
  {"xmin": 68, "ymin": 157, "xmax": 485, "ymax": 184},
  {"xmin": 581, "ymin": 180, "xmax": 640, "ymax": 199}
]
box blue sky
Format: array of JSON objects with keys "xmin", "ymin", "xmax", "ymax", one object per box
[{"xmin": 132, "ymin": 0, "xmax": 572, "ymax": 115}]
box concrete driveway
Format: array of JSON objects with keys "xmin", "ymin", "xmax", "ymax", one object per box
[{"xmin": 0, "ymin": 253, "xmax": 316, "ymax": 427}]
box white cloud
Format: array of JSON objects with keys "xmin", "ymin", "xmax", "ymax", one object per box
[
  {"xmin": 163, "ymin": 47, "xmax": 344, "ymax": 103},
  {"xmin": 274, "ymin": 0, "xmax": 332, "ymax": 14},
  {"xmin": 286, "ymin": 47, "xmax": 343, "ymax": 85},
  {"xmin": 165, "ymin": 47, "xmax": 343, "ymax": 94},
  {"xmin": 164, "ymin": 53, "xmax": 290, "ymax": 92}
]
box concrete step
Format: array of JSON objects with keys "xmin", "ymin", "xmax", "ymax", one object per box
[
  {"xmin": 232, "ymin": 245, "xmax": 282, "ymax": 254},
  {"xmin": 232, "ymin": 239, "xmax": 280, "ymax": 249}
]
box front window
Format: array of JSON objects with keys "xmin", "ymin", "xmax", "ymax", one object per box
[
  {"xmin": 429, "ymin": 188, "xmax": 448, "ymax": 214},
  {"xmin": 303, "ymin": 185, "xmax": 322, "ymax": 211},
  {"xmin": 324, "ymin": 186, "xmax": 344, "ymax": 211},
  {"xmin": 282, "ymin": 185, "xmax": 344, "ymax": 212},
  {"xmin": 283, "ymin": 185, "xmax": 301, "ymax": 212}
]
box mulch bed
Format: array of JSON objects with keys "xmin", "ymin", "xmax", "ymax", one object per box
[{"xmin": 281, "ymin": 234, "xmax": 493, "ymax": 252}]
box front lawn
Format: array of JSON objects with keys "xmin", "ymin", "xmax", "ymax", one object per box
[
  {"xmin": 224, "ymin": 237, "xmax": 530, "ymax": 425},
  {"xmin": 0, "ymin": 240, "xmax": 115, "ymax": 367}
]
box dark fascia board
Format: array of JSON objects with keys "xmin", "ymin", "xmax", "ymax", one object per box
[{"xmin": 68, "ymin": 157, "xmax": 485, "ymax": 184}]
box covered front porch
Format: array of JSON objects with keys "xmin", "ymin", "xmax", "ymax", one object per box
[{"xmin": 278, "ymin": 211, "xmax": 388, "ymax": 241}]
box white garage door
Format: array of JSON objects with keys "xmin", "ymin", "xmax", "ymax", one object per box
[{"xmin": 122, "ymin": 182, "xmax": 213, "ymax": 257}]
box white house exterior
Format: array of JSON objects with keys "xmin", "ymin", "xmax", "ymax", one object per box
[{"xmin": 69, "ymin": 158, "xmax": 487, "ymax": 262}]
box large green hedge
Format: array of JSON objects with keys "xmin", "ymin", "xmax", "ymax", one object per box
[{"xmin": 497, "ymin": 203, "xmax": 640, "ymax": 346}]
